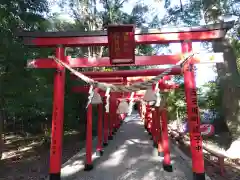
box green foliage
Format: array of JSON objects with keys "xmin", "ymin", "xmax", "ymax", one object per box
[
  {"xmin": 0, "ymin": 0, "xmax": 51, "ymax": 133},
  {"xmin": 1, "ymin": 0, "xmax": 240, "ymax": 138},
  {"xmin": 200, "ymin": 81, "xmax": 222, "ymax": 111},
  {"xmin": 166, "ymin": 83, "xmax": 186, "ymax": 121},
  {"xmin": 231, "ymin": 38, "xmax": 240, "ymax": 73},
  {"xmin": 0, "ymin": 0, "xmax": 158, "ymax": 135}
]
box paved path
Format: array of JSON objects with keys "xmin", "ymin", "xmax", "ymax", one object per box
[{"xmin": 61, "ymin": 113, "xmax": 195, "ymax": 180}]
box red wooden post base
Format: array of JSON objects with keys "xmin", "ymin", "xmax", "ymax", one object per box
[
  {"xmin": 115, "ymin": 99, "xmax": 119, "ymax": 132},
  {"xmin": 112, "ymin": 99, "xmax": 117, "ymax": 134},
  {"xmin": 115, "ymin": 100, "xmax": 120, "ymax": 129},
  {"xmin": 103, "ymin": 142, "xmax": 108, "ymax": 147},
  {"xmin": 150, "ymin": 109, "xmax": 155, "ymax": 140},
  {"xmin": 144, "ymin": 105, "xmax": 148, "ymax": 130},
  {"xmin": 162, "ymin": 163, "xmax": 173, "ymax": 173},
  {"xmin": 193, "ymin": 173, "xmax": 206, "ymax": 180},
  {"xmin": 145, "ymin": 105, "xmax": 151, "ymax": 133},
  {"xmin": 108, "ymin": 112, "xmax": 114, "ymax": 141},
  {"xmin": 161, "ymin": 108, "xmax": 173, "ymax": 172},
  {"xmin": 96, "ymin": 104, "xmax": 104, "ymax": 156},
  {"xmin": 49, "ymin": 173, "xmax": 61, "ymax": 180},
  {"xmin": 108, "ymin": 135, "xmax": 114, "ymax": 140},
  {"xmin": 152, "ymin": 109, "xmax": 158, "ymax": 148},
  {"xmin": 84, "ymin": 164, "xmax": 94, "ymax": 171},
  {"xmin": 148, "ymin": 119, "xmax": 152, "ymax": 136},
  {"xmin": 103, "ymin": 113, "xmax": 109, "ymax": 146},
  {"xmin": 103, "ymin": 98, "xmax": 109, "ymax": 146},
  {"xmin": 84, "ymin": 104, "xmax": 93, "ymax": 171},
  {"xmin": 108, "ymin": 97, "xmax": 114, "ymax": 140},
  {"xmin": 156, "ymin": 108, "xmax": 164, "ymax": 157}
]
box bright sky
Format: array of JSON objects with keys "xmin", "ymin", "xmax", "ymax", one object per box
[{"xmin": 49, "ymin": 0, "xmax": 217, "ymax": 87}]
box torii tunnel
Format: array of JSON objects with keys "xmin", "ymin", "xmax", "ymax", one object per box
[
  {"xmin": 71, "ymin": 75, "xmax": 179, "ymax": 171},
  {"xmin": 16, "ymin": 20, "xmax": 234, "ymax": 180}
]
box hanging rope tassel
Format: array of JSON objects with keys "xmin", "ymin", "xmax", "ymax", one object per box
[
  {"xmin": 154, "ymin": 82, "xmax": 161, "ymax": 107},
  {"xmin": 86, "ymin": 85, "xmax": 94, "ymax": 108},
  {"xmin": 50, "ymin": 53, "xmax": 196, "ymax": 93},
  {"xmin": 91, "ymin": 90, "xmax": 102, "ymax": 104},
  {"xmin": 105, "ymin": 87, "xmax": 111, "ymax": 113},
  {"xmin": 143, "ymin": 88, "xmax": 156, "ymax": 103},
  {"xmin": 117, "ymin": 99, "xmax": 129, "ymax": 114},
  {"xmin": 128, "ymin": 92, "xmax": 135, "ymax": 115}
]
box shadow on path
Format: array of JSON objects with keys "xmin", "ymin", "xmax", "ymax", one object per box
[{"xmin": 61, "ymin": 113, "xmax": 193, "ymax": 180}]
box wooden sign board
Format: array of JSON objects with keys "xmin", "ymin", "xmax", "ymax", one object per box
[{"xmin": 107, "ymin": 25, "xmax": 135, "ymax": 65}]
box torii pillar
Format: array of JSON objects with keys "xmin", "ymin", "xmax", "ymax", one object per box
[
  {"xmin": 182, "ymin": 40, "xmax": 205, "ymax": 180},
  {"xmin": 49, "ymin": 46, "xmax": 65, "ymax": 180}
]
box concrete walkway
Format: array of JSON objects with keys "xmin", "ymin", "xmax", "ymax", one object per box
[{"xmin": 60, "ymin": 113, "xmax": 195, "ymax": 180}]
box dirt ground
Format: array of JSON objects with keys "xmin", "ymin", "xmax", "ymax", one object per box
[
  {"xmin": 170, "ymin": 137, "xmax": 240, "ymax": 180},
  {"xmin": 1, "ymin": 131, "xmax": 240, "ymax": 180},
  {"xmin": 0, "ymin": 133, "xmax": 84, "ymax": 180}
]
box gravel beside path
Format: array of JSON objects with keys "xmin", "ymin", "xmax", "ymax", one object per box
[{"xmin": 0, "ymin": 133, "xmax": 83, "ymax": 180}]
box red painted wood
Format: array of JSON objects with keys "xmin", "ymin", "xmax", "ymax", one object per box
[
  {"xmin": 71, "ymin": 77, "xmax": 175, "ymax": 85},
  {"xmin": 89, "ymin": 77, "xmax": 123, "ymax": 83},
  {"xmin": 97, "ymin": 104, "xmax": 103, "ymax": 152},
  {"xmin": 182, "ymin": 41, "xmax": 205, "ymax": 174},
  {"xmin": 71, "ymin": 83, "xmax": 179, "ymax": 93},
  {"xmin": 161, "ymin": 108, "xmax": 171, "ymax": 165},
  {"xmin": 49, "ymin": 47, "xmax": 65, "ymax": 175},
  {"xmin": 81, "ymin": 68, "xmax": 181, "ymax": 78},
  {"xmin": 71, "ymin": 75, "xmax": 172, "ymax": 81},
  {"xmin": 108, "ymin": 98, "xmax": 114, "ymax": 138},
  {"xmin": 25, "ymin": 29, "xmax": 225, "ymax": 46},
  {"xmin": 152, "ymin": 109, "xmax": 158, "ymax": 145},
  {"xmin": 28, "ymin": 54, "xmax": 211, "ymax": 68},
  {"xmin": 116, "ymin": 101, "xmax": 120, "ymax": 128},
  {"xmin": 156, "ymin": 107, "xmax": 163, "ymax": 154},
  {"xmin": 103, "ymin": 107, "xmax": 109, "ymax": 145},
  {"xmin": 86, "ymin": 104, "xmax": 93, "ymax": 165}
]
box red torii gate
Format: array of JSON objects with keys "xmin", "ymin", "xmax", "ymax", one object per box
[
  {"xmin": 71, "ymin": 75, "xmax": 179, "ymax": 91},
  {"xmin": 72, "ymin": 76, "xmax": 179, "ymax": 170},
  {"xmin": 16, "ymin": 21, "xmax": 233, "ymax": 180}
]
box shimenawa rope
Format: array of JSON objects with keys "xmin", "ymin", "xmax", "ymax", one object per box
[{"xmin": 49, "ymin": 53, "xmax": 196, "ymax": 110}]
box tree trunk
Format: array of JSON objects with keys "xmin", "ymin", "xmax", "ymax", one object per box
[{"xmin": 212, "ymin": 38, "xmax": 240, "ymax": 141}]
